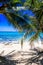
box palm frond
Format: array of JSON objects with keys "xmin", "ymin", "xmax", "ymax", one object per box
[
  {"xmin": 5, "ymin": 13, "xmax": 23, "ymax": 32},
  {"xmin": 29, "ymin": 30, "xmax": 40, "ymax": 47},
  {"xmin": 23, "ymin": 29, "xmax": 32, "ymax": 40}
]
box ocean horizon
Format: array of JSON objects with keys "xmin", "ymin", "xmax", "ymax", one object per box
[{"xmin": 0, "ymin": 31, "xmax": 24, "ymax": 42}]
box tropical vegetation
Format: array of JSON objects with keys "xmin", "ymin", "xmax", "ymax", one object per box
[
  {"xmin": 0, "ymin": 0, "xmax": 43, "ymax": 65},
  {"xmin": 0, "ymin": 0, "xmax": 43, "ymax": 49}
]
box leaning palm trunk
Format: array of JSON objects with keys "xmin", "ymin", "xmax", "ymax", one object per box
[
  {"xmin": 29, "ymin": 31, "xmax": 39, "ymax": 49},
  {"xmin": 21, "ymin": 30, "xmax": 33, "ymax": 49},
  {"xmin": 21, "ymin": 38, "xmax": 23, "ymax": 50}
]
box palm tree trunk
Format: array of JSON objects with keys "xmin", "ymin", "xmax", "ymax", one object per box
[
  {"xmin": 21, "ymin": 38, "xmax": 23, "ymax": 50},
  {"xmin": 30, "ymin": 41, "xmax": 34, "ymax": 49}
]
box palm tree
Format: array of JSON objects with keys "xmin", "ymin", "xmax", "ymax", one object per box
[
  {"xmin": 0, "ymin": 0, "xmax": 43, "ymax": 49},
  {"xmin": 1, "ymin": 9, "xmax": 43, "ymax": 49},
  {"xmin": 23, "ymin": 0, "xmax": 43, "ymax": 48}
]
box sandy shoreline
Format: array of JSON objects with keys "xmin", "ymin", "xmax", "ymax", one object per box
[
  {"xmin": 0, "ymin": 41, "xmax": 43, "ymax": 65},
  {"xmin": 0, "ymin": 40, "xmax": 43, "ymax": 56}
]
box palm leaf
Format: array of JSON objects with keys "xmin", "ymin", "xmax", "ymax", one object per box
[
  {"xmin": 5, "ymin": 13, "xmax": 23, "ymax": 32},
  {"xmin": 29, "ymin": 31, "xmax": 39, "ymax": 48},
  {"xmin": 23, "ymin": 29, "xmax": 32, "ymax": 40}
]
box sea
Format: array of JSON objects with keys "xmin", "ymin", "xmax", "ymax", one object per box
[{"xmin": 0, "ymin": 31, "xmax": 24, "ymax": 42}]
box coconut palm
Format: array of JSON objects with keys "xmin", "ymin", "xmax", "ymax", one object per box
[
  {"xmin": 0, "ymin": 0, "xmax": 43, "ymax": 49},
  {"xmin": 23, "ymin": 0, "xmax": 43, "ymax": 48},
  {"xmin": 0, "ymin": 9, "xmax": 43, "ymax": 49}
]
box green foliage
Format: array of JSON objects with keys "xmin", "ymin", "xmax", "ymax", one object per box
[
  {"xmin": 10, "ymin": 0, "xmax": 21, "ymax": 6},
  {"xmin": 10, "ymin": 0, "xmax": 21, "ymax": 3},
  {"xmin": 24, "ymin": 0, "xmax": 43, "ymax": 10},
  {"xmin": 0, "ymin": 0, "xmax": 43, "ymax": 48}
]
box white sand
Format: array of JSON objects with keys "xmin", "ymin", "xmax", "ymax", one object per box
[
  {"xmin": 0, "ymin": 40, "xmax": 43, "ymax": 65},
  {"xmin": 0, "ymin": 40, "xmax": 43, "ymax": 56}
]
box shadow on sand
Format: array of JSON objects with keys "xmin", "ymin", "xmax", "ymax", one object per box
[
  {"xmin": 25, "ymin": 48, "xmax": 43, "ymax": 65},
  {"xmin": 0, "ymin": 48, "xmax": 43, "ymax": 65},
  {"xmin": 0, "ymin": 56, "xmax": 18, "ymax": 65}
]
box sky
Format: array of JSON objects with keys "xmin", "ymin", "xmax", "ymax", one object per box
[{"xmin": 0, "ymin": 14, "xmax": 18, "ymax": 32}]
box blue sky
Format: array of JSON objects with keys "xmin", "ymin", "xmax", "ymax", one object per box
[{"xmin": 0, "ymin": 14, "xmax": 18, "ymax": 31}]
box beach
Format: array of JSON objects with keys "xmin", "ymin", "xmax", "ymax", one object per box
[{"xmin": 0, "ymin": 40, "xmax": 43, "ymax": 65}]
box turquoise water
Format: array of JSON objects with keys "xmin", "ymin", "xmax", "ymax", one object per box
[
  {"xmin": 0, "ymin": 31, "xmax": 24, "ymax": 42},
  {"xmin": 0, "ymin": 31, "xmax": 43, "ymax": 42}
]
